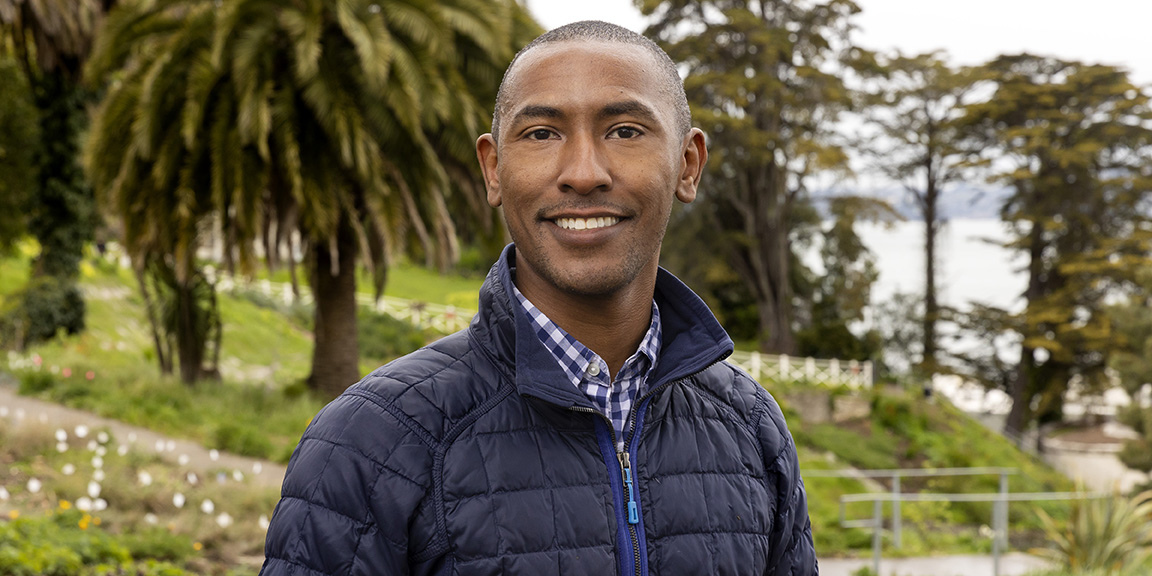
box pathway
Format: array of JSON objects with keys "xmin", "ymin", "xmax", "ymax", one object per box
[
  {"xmin": 0, "ymin": 378, "xmax": 288, "ymax": 488},
  {"xmin": 819, "ymin": 552, "xmax": 1051, "ymax": 576}
]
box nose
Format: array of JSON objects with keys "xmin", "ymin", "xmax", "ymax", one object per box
[{"xmin": 556, "ymin": 134, "xmax": 611, "ymax": 194}]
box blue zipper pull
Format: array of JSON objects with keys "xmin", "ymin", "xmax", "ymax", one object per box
[{"xmin": 619, "ymin": 452, "xmax": 639, "ymax": 524}]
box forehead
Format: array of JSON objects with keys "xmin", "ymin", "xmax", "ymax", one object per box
[{"xmin": 501, "ymin": 41, "xmax": 671, "ymax": 125}]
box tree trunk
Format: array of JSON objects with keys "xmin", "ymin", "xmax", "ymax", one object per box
[
  {"xmin": 922, "ymin": 201, "xmax": 938, "ymax": 371},
  {"xmin": 175, "ymin": 282, "xmax": 203, "ymax": 384},
  {"xmin": 136, "ymin": 266, "xmax": 172, "ymax": 375},
  {"xmin": 1004, "ymin": 345, "xmax": 1034, "ymax": 439},
  {"xmin": 308, "ymin": 216, "xmax": 361, "ymax": 398}
]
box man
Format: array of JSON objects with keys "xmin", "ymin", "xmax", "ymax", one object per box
[{"xmin": 262, "ymin": 20, "xmax": 816, "ymax": 576}]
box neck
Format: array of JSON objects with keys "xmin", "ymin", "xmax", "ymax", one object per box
[{"xmin": 516, "ymin": 268, "xmax": 656, "ymax": 379}]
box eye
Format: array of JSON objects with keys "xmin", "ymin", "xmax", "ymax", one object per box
[
  {"xmin": 527, "ymin": 129, "xmax": 555, "ymax": 141},
  {"xmin": 610, "ymin": 126, "xmax": 643, "ymax": 139}
]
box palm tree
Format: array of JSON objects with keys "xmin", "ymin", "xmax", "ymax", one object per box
[{"xmin": 86, "ymin": 0, "xmax": 540, "ymax": 394}]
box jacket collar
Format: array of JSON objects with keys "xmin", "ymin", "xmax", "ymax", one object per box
[{"xmin": 470, "ymin": 244, "xmax": 733, "ymax": 408}]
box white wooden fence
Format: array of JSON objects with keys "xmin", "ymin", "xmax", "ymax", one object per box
[{"xmin": 728, "ymin": 351, "xmax": 873, "ymax": 389}]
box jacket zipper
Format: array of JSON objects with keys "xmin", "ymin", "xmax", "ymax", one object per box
[
  {"xmin": 563, "ymin": 352, "xmax": 731, "ymax": 576},
  {"xmin": 569, "ymin": 406, "xmax": 642, "ymax": 576}
]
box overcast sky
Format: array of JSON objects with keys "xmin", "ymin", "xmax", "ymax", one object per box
[{"xmin": 525, "ymin": 0, "xmax": 1152, "ymax": 83}]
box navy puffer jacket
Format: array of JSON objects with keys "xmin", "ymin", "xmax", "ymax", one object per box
[{"xmin": 261, "ymin": 246, "xmax": 817, "ymax": 575}]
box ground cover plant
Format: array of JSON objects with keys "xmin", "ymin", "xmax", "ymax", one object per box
[{"xmin": 0, "ymin": 420, "xmax": 276, "ymax": 574}]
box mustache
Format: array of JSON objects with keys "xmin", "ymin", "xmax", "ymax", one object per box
[{"xmin": 536, "ymin": 201, "xmax": 633, "ymax": 219}]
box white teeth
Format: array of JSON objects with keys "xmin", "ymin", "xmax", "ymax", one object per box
[{"xmin": 556, "ymin": 217, "xmax": 620, "ymax": 230}]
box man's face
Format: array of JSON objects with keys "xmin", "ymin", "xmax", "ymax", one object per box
[{"xmin": 476, "ymin": 41, "xmax": 706, "ymax": 304}]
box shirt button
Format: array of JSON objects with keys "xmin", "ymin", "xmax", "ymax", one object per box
[{"xmin": 586, "ymin": 363, "xmax": 600, "ymax": 377}]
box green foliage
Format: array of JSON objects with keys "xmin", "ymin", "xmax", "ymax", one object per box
[
  {"xmin": 0, "ymin": 276, "xmax": 86, "ymax": 347},
  {"xmin": 955, "ymin": 55, "xmax": 1152, "ymax": 434},
  {"xmin": 0, "ymin": 510, "xmax": 130, "ymax": 575},
  {"xmin": 120, "ymin": 529, "xmax": 197, "ymax": 564},
  {"xmin": 85, "ymin": 0, "xmax": 540, "ymax": 395},
  {"xmin": 357, "ymin": 309, "xmax": 428, "ymax": 363},
  {"xmin": 1034, "ymin": 490, "xmax": 1152, "ymax": 574},
  {"xmin": 646, "ymin": 0, "xmax": 871, "ymax": 354},
  {"xmin": 0, "ymin": 57, "xmax": 39, "ymax": 254}
]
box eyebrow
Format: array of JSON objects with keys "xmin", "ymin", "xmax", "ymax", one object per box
[
  {"xmin": 508, "ymin": 100, "xmax": 662, "ymax": 128},
  {"xmin": 599, "ymin": 100, "xmax": 660, "ymax": 126}
]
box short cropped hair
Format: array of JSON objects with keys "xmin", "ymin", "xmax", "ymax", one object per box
[{"xmin": 492, "ymin": 20, "xmax": 691, "ymax": 142}]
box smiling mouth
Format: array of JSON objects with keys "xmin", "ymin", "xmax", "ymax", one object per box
[{"xmin": 555, "ymin": 216, "xmax": 621, "ymax": 231}]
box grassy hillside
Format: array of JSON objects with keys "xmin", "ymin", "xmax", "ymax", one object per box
[{"xmin": 779, "ymin": 384, "xmax": 1073, "ymax": 557}]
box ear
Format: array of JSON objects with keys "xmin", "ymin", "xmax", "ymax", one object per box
[
  {"xmin": 675, "ymin": 128, "xmax": 707, "ymax": 204},
  {"xmin": 476, "ymin": 133, "xmax": 502, "ymax": 207}
]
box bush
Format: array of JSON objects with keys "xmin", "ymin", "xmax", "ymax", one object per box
[
  {"xmin": 121, "ymin": 528, "xmax": 196, "ymax": 563},
  {"xmin": 1, "ymin": 276, "xmax": 86, "ymax": 347},
  {"xmin": 1034, "ymin": 489, "xmax": 1152, "ymax": 574},
  {"xmin": 17, "ymin": 370, "xmax": 56, "ymax": 395},
  {"xmin": 212, "ymin": 421, "xmax": 274, "ymax": 459},
  {"xmin": 357, "ymin": 309, "xmax": 427, "ymax": 361}
]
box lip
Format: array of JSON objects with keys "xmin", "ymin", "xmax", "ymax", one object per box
[{"xmin": 544, "ymin": 213, "xmax": 628, "ymax": 245}]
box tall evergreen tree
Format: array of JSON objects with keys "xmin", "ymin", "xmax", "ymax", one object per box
[
  {"xmin": 639, "ymin": 0, "xmax": 869, "ymax": 354},
  {"xmin": 86, "ymin": 0, "xmax": 539, "ymax": 393},
  {"xmin": 959, "ymin": 55, "xmax": 1152, "ymax": 437},
  {"xmin": 863, "ymin": 51, "xmax": 979, "ymax": 373},
  {"xmin": 0, "ymin": 0, "xmax": 112, "ymax": 341}
]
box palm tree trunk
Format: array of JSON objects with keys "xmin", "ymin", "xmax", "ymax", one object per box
[
  {"xmin": 308, "ymin": 216, "xmax": 361, "ymax": 398},
  {"xmin": 175, "ymin": 281, "xmax": 203, "ymax": 384}
]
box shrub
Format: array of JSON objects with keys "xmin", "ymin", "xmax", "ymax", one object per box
[
  {"xmin": 4, "ymin": 276, "xmax": 86, "ymax": 346},
  {"xmin": 1034, "ymin": 489, "xmax": 1152, "ymax": 574},
  {"xmin": 212, "ymin": 422, "xmax": 274, "ymax": 459},
  {"xmin": 357, "ymin": 309, "xmax": 427, "ymax": 361},
  {"xmin": 17, "ymin": 370, "xmax": 56, "ymax": 395}
]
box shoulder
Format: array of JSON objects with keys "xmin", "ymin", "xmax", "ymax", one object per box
[
  {"xmin": 335, "ymin": 329, "xmax": 505, "ymax": 444},
  {"xmin": 690, "ymin": 360, "xmax": 795, "ymax": 460}
]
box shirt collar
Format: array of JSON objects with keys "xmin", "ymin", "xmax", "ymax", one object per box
[{"xmin": 511, "ymin": 281, "xmax": 661, "ymax": 389}]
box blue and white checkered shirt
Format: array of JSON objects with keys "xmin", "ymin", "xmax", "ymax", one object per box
[{"xmin": 513, "ymin": 284, "xmax": 661, "ymax": 452}]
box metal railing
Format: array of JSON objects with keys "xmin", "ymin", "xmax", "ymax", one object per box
[
  {"xmin": 728, "ymin": 351, "xmax": 873, "ymax": 389},
  {"xmin": 840, "ymin": 490, "xmax": 1106, "ymax": 576},
  {"xmin": 804, "ymin": 467, "xmax": 1017, "ymax": 550}
]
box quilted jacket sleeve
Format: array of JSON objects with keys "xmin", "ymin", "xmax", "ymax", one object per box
[
  {"xmin": 757, "ymin": 394, "xmax": 818, "ymax": 576},
  {"xmin": 261, "ymin": 392, "xmax": 434, "ymax": 576}
]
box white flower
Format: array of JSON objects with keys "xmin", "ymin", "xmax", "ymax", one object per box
[
  {"xmin": 76, "ymin": 497, "xmax": 93, "ymax": 511},
  {"xmin": 26, "ymin": 478, "xmax": 41, "ymax": 493},
  {"xmin": 87, "ymin": 440, "xmax": 98, "ymax": 451},
  {"xmin": 61, "ymin": 464, "xmax": 75, "ymax": 476},
  {"xmin": 200, "ymin": 499, "xmax": 215, "ymax": 514},
  {"xmin": 165, "ymin": 440, "xmax": 175, "ymax": 452},
  {"xmin": 0, "ymin": 487, "xmax": 10, "ymax": 501},
  {"xmin": 95, "ymin": 446, "xmax": 107, "ymax": 457},
  {"xmin": 56, "ymin": 442, "xmax": 68, "ymax": 453},
  {"xmin": 91, "ymin": 456, "xmax": 103, "ymax": 469},
  {"xmin": 74, "ymin": 425, "xmax": 89, "ymax": 438},
  {"xmin": 258, "ymin": 514, "xmax": 270, "ymax": 530},
  {"xmin": 117, "ymin": 445, "xmax": 128, "ymax": 456},
  {"xmin": 209, "ymin": 449, "xmax": 219, "ymax": 461},
  {"xmin": 138, "ymin": 471, "xmax": 153, "ymax": 486},
  {"xmin": 87, "ymin": 481, "xmax": 101, "ymax": 499},
  {"xmin": 252, "ymin": 462, "xmax": 263, "ymax": 474},
  {"xmin": 128, "ymin": 433, "xmax": 137, "ymax": 443},
  {"xmin": 93, "ymin": 470, "xmax": 105, "ymax": 482},
  {"xmin": 186, "ymin": 472, "xmax": 198, "ymax": 485},
  {"xmin": 178, "ymin": 454, "xmax": 189, "ymax": 466},
  {"xmin": 55, "ymin": 429, "xmax": 67, "ymax": 442},
  {"xmin": 173, "ymin": 492, "xmax": 185, "ymax": 508},
  {"xmin": 232, "ymin": 470, "xmax": 244, "ymax": 482},
  {"xmin": 97, "ymin": 431, "xmax": 110, "ymax": 444},
  {"xmin": 215, "ymin": 512, "xmax": 233, "ymax": 528},
  {"xmin": 93, "ymin": 498, "xmax": 107, "ymax": 511},
  {"xmin": 144, "ymin": 513, "xmax": 158, "ymax": 524},
  {"xmin": 154, "ymin": 440, "xmax": 165, "ymax": 452}
]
